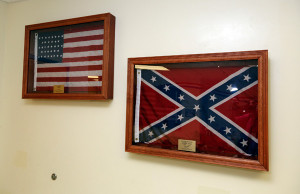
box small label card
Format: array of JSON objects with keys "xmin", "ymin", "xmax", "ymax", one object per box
[
  {"xmin": 53, "ymin": 85, "xmax": 64, "ymax": 93},
  {"xmin": 178, "ymin": 139, "xmax": 196, "ymax": 152}
]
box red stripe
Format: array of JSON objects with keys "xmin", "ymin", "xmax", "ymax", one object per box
[
  {"xmin": 62, "ymin": 56, "xmax": 103, "ymax": 62},
  {"xmin": 37, "ymin": 65, "xmax": 102, "ymax": 73},
  {"xmin": 64, "ymin": 35, "xmax": 103, "ymax": 43},
  {"xmin": 64, "ymin": 25, "xmax": 104, "ymax": 34},
  {"xmin": 63, "ymin": 45, "xmax": 103, "ymax": 53},
  {"xmin": 36, "ymin": 86, "xmax": 102, "ymax": 92},
  {"xmin": 37, "ymin": 76, "xmax": 102, "ymax": 82}
]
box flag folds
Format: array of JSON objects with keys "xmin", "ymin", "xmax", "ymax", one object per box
[
  {"xmin": 135, "ymin": 65, "xmax": 258, "ymax": 159},
  {"xmin": 34, "ymin": 23, "xmax": 104, "ymax": 93}
]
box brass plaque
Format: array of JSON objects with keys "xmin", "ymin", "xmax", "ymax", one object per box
[
  {"xmin": 53, "ymin": 85, "xmax": 64, "ymax": 93},
  {"xmin": 178, "ymin": 139, "xmax": 196, "ymax": 152}
]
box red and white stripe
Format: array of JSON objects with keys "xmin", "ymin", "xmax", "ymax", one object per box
[{"xmin": 36, "ymin": 25, "xmax": 104, "ymax": 92}]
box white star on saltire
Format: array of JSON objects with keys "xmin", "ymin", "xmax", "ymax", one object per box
[
  {"xmin": 224, "ymin": 127, "xmax": 232, "ymax": 134},
  {"xmin": 162, "ymin": 123, "xmax": 167, "ymax": 130},
  {"xmin": 178, "ymin": 94, "xmax": 184, "ymax": 101},
  {"xmin": 164, "ymin": 85, "xmax": 170, "ymax": 92},
  {"xmin": 226, "ymin": 84, "xmax": 233, "ymax": 91},
  {"xmin": 177, "ymin": 114, "xmax": 184, "ymax": 121},
  {"xmin": 193, "ymin": 104, "xmax": 200, "ymax": 112},
  {"xmin": 148, "ymin": 131, "xmax": 154, "ymax": 137},
  {"xmin": 150, "ymin": 76, "xmax": 156, "ymax": 82},
  {"xmin": 209, "ymin": 94, "xmax": 217, "ymax": 102},
  {"xmin": 240, "ymin": 139, "xmax": 248, "ymax": 147},
  {"xmin": 243, "ymin": 74, "xmax": 251, "ymax": 82},
  {"xmin": 208, "ymin": 115, "xmax": 215, "ymax": 123}
]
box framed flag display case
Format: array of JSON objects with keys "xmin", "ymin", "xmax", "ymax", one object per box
[
  {"xmin": 125, "ymin": 50, "xmax": 268, "ymax": 170},
  {"xmin": 22, "ymin": 13, "xmax": 115, "ymax": 100}
]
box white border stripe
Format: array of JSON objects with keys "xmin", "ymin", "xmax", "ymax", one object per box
[
  {"xmin": 64, "ymin": 29, "xmax": 104, "ymax": 39},
  {"xmin": 196, "ymin": 67, "xmax": 250, "ymax": 99},
  {"xmin": 195, "ymin": 117, "xmax": 250, "ymax": 156},
  {"xmin": 63, "ymin": 39, "xmax": 103, "ymax": 48},
  {"xmin": 147, "ymin": 117, "xmax": 196, "ymax": 143},
  {"xmin": 37, "ymin": 70, "xmax": 102, "ymax": 77},
  {"xmin": 63, "ymin": 50, "xmax": 103, "ymax": 58},
  {"xmin": 210, "ymin": 81, "xmax": 259, "ymax": 143},
  {"xmin": 139, "ymin": 78, "xmax": 184, "ymax": 133},
  {"xmin": 36, "ymin": 81, "xmax": 102, "ymax": 87},
  {"xmin": 153, "ymin": 70, "xmax": 198, "ymax": 99},
  {"xmin": 37, "ymin": 60, "xmax": 103, "ymax": 68}
]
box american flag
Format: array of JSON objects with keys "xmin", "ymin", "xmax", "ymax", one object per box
[
  {"xmin": 34, "ymin": 24, "xmax": 104, "ymax": 92},
  {"xmin": 135, "ymin": 64, "xmax": 258, "ymax": 158}
]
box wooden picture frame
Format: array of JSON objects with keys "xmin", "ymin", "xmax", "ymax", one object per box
[
  {"xmin": 22, "ymin": 13, "xmax": 115, "ymax": 100},
  {"xmin": 125, "ymin": 50, "xmax": 268, "ymax": 171}
]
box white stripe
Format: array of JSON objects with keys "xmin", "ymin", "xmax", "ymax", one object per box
[
  {"xmin": 153, "ymin": 67, "xmax": 249, "ymax": 100},
  {"xmin": 210, "ymin": 81, "xmax": 259, "ymax": 143},
  {"xmin": 63, "ymin": 50, "xmax": 103, "ymax": 58},
  {"xmin": 196, "ymin": 67, "xmax": 250, "ymax": 99},
  {"xmin": 153, "ymin": 70, "xmax": 198, "ymax": 100},
  {"xmin": 64, "ymin": 39, "xmax": 103, "ymax": 48},
  {"xmin": 139, "ymin": 78, "xmax": 184, "ymax": 133},
  {"xmin": 147, "ymin": 117, "xmax": 196, "ymax": 144},
  {"xmin": 195, "ymin": 117, "xmax": 250, "ymax": 156},
  {"xmin": 64, "ymin": 29, "xmax": 104, "ymax": 39},
  {"xmin": 36, "ymin": 81, "xmax": 102, "ymax": 87},
  {"xmin": 134, "ymin": 70, "xmax": 142, "ymax": 143},
  {"xmin": 37, "ymin": 60, "xmax": 103, "ymax": 68},
  {"xmin": 37, "ymin": 70, "xmax": 102, "ymax": 77}
]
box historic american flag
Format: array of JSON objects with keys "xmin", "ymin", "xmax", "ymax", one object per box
[
  {"xmin": 135, "ymin": 64, "xmax": 258, "ymax": 158},
  {"xmin": 33, "ymin": 24, "xmax": 103, "ymax": 92}
]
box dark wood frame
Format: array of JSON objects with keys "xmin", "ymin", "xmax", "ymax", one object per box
[
  {"xmin": 125, "ymin": 50, "xmax": 268, "ymax": 171},
  {"xmin": 22, "ymin": 13, "xmax": 115, "ymax": 100}
]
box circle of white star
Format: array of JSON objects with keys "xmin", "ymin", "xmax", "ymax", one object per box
[
  {"xmin": 148, "ymin": 131, "xmax": 154, "ymax": 137},
  {"xmin": 178, "ymin": 94, "xmax": 184, "ymax": 101},
  {"xmin": 150, "ymin": 76, "xmax": 156, "ymax": 82},
  {"xmin": 243, "ymin": 74, "xmax": 251, "ymax": 82},
  {"xmin": 164, "ymin": 85, "xmax": 170, "ymax": 92},
  {"xmin": 224, "ymin": 127, "xmax": 232, "ymax": 134},
  {"xmin": 177, "ymin": 114, "xmax": 184, "ymax": 121},
  {"xmin": 161, "ymin": 123, "xmax": 167, "ymax": 130},
  {"xmin": 226, "ymin": 84, "xmax": 233, "ymax": 91},
  {"xmin": 208, "ymin": 115, "xmax": 215, "ymax": 123},
  {"xmin": 240, "ymin": 139, "xmax": 248, "ymax": 147},
  {"xmin": 193, "ymin": 104, "xmax": 200, "ymax": 112},
  {"xmin": 209, "ymin": 94, "xmax": 217, "ymax": 102}
]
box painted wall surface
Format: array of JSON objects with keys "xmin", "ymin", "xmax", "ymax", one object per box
[{"xmin": 0, "ymin": 0, "xmax": 300, "ymax": 194}]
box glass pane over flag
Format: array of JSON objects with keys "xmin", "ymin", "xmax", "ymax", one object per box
[
  {"xmin": 133, "ymin": 60, "xmax": 258, "ymax": 160},
  {"xmin": 27, "ymin": 21, "xmax": 104, "ymax": 94}
]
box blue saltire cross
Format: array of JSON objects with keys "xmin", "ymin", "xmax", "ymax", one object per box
[{"xmin": 138, "ymin": 66, "xmax": 258, "ymax": 156}]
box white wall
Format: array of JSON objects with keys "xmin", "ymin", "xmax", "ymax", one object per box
[{"xmin": 0, "ymin": 0, "xmax": 300, "ymax": 194}]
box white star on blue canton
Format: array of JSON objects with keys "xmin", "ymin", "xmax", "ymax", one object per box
[
  {"xmin": 178, "ymin": 94, "xmax": 184, "ymax": 101},
  {"xmin": 240, "ymin": 139, "xmax": 248, "ymax": 147},
  {"xmin": 224, "ymin": 127, "xmax": 231, "ymax": 134},
  {"xmin": 148, "ymin": 131, "xmax": 154, "ymax": 137},
  {"xmin": 243, "ymin": 74, "xmax": 251, "ymax": 82},
  {"xmin": 208, "ymin": 115, "xmax": 215, "ymax": 123},
  {"xmin": 164, "ymin": 85, "xmax": 170, "ymax": 92},
  {"xmin": 177, "ymin": 114, "xmax": 184, "ymax": 121},
  {"xmin": 209, "ymin": 94, "xmax": 217, "ymax": 102},
  {"xmin": 193, "ymin": 104, "xmax": 200, "ymax": 112},
  {"xmin": 226, "ymin": 84, "xmax": 233, "ymax": 91},
  {"xmin": 151, "ymin": 76, "xmax": 156, "ymax": 82},
  {"xmin": 162, "ymin": 123, "xmax": 167, "ymax": 130}
]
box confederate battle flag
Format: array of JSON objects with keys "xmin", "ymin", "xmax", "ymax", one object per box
[{"xmin": 134, "ymin": 61, "xmax": 258, "ymax": 159}]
